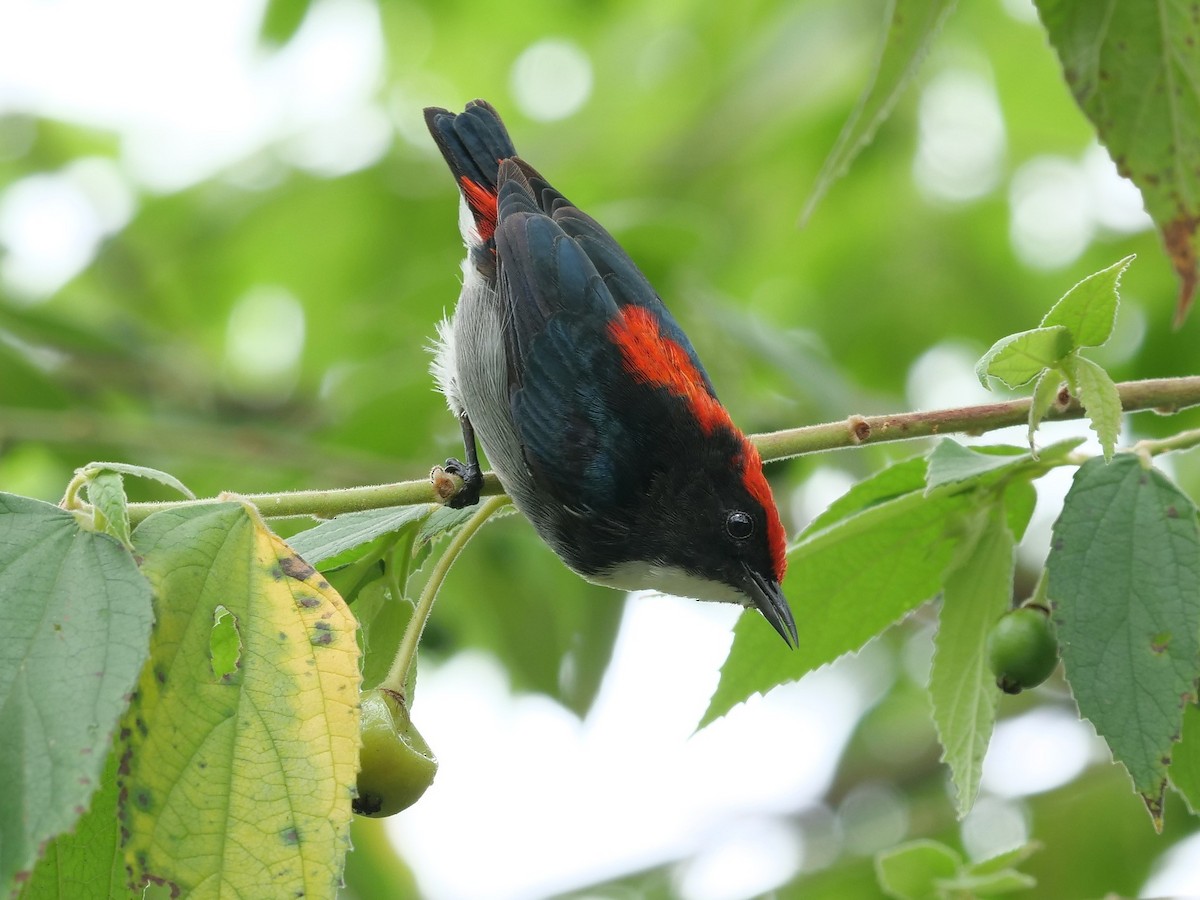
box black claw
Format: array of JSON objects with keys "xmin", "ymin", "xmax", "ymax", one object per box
[{"xmin": 442, "ymin": 457, "xmax": 482, "ymax": 508}]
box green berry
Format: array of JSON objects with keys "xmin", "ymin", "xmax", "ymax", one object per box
[
  {"xmin": 353, "ymin": 688, "xmax": 438, "ymax": 817},
  {"xmin": 987, "ymin": 605, "xmax": 1059, "ymax": 694}
]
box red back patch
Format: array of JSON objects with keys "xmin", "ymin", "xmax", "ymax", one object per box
[{"xmin": 608, "ymin": 306, "xmax": 726, "ymax": 433}]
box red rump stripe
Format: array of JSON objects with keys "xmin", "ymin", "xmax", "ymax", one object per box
[
  {"xmin": 609, "ymin": 307, "xmax": 788, "ymax": 581},
  {"xmin": 460, "ymin": 177, "xmax": 498, "ymax": 242}
]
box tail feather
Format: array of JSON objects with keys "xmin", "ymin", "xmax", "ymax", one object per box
[{"xmin": 424, "ymin": 100, "xmax": 517, "ymax": 193}]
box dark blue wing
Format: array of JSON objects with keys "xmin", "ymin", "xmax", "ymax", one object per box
[
  {"xmin": 494, "ymin": 162, "xmax": 660, "ymax": 511},
  {"xmin": 512, "ymin": 162, "xmax": 718, "ymax": 400}
]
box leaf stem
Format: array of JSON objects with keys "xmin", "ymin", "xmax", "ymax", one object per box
[
  {"xmin": 1132, "ymin": 426, "xmax": 1200, "ymax": 460},
  {"xmin": 59, "ymin": 468, "xmax": 89, "ymax": 511},
  {"xmin": 122, "ymin": 375, "xmax": 1200, "ymax": 524},
  {"xmin": 380, "ymin": 495, "xmax": 509, "ymax": 700}
]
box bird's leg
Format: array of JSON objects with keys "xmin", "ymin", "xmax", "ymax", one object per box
[{"xmin": 439, "ymin": 413, "xmax": 483, "ymax": 508}]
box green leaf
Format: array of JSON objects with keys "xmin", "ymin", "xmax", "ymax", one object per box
[
  {"xmin": 85, "ymin": 469, "xmax": 131, "ymax": 547},
  {"xmin": 964, "ymin": 840, "xmax": 1041, "ymax": 877},
  {"xmin": 924, "ymin": 439, "xmax": 1082, "ymax": 492},
  {"xmin": 0, "ymin": 493, "xmax": 153, "ymax": 898},
  {"xmin": 126, "ymin": 503, "xmax": 360, "ymax": 897},
  {"xmin": 1040, "ymin": 255, "xmax": 1133, "ymax": 347},
  {"xmin": 1062, "ymin": 354, "xmax": 1122, "ymax": 461},
  {"xmin": 209, "ymin": 605, "xmax": 242, "ymax": 683},
  {"xmin": 930, "ymin": 502, "xmax": 1013, "ymax": 817},
  {"xmin": 801, "ymin": 0, "xmax": 959, "ymax": 225},
  {"xmin": 417, "ymin": 503, "xmax": 486, "ymax": 546},
  {"xmin": 701, "ymin": 479, "xmax": 980, "ymax": 727},
  {"xmin": 925, "ymin": 441, "xmax": 1024, "ymax": 490},
  {"xmin": 354, "ymin": 578, "xmax": 415, "ymax": 691},
  {"xmin": 975, "ymin": 325, "xmax": 1073, "ymax": 389},
  {"xmin": 800, "ymin": 456, "xmax": 929, "ymax": 538},
  {"xmin": 259, "ymin": 0, "xmax": 313, "ymax": 46},
  {"xmin": 1027, "ymin": 368, "xmax": 1064, "ymax": 450},
  {"xmin": 80, "ymin": 461, "xmax": 194, "ymax": 499},
  {"xmin": 1005, "ymin": 479, "xmax": 1038, "ymax": 543},
  {"xmin": 1047, "ymin": 455, "xmax": 1200, "ymax": 828},
  {"xmin": 1169, "ymin": 704, "xmax": 1200, "ymax": 815},
  {"xmin": 937, "ymin": 869, "xmax": 1036, "ymax": 895},
  {"xmin": 1036, "ymin": 0, "xmax": 1200, "ymax": 323},
  {"xmin": 875, "ymin": 839, "xmax": 962, "ymax": 900},
  {"xmin": 20, "ymin": 743, "xmax": 130, "ymax": 900},
  {"xmin": 323, "ymin": 541, "xmax": 388, "ymax": 605},
  {"xmin": 932, "ymin": 842, "xmax": 1041, "ymax": 898},
  {"xmin": 287, "ymin": 504, "xmax": 433, "ymax": 567}
]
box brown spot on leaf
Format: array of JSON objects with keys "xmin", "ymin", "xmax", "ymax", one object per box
[
  {"xmin": 1142, "ymin": 786, "xmax": 1166, "ymax": 833},
  {"xmin": 280, "ymin": 555, "xmax": 316, "ymax": 581},
  {"xmin": 1151, "ymin": 632, "xmax": 1172, "ymax": 653},
  {"xmin": 1167, "ymin": 506, "xmax": 1179, "ymax": 518},
  {"xmin": 133, "ymin": 788, "xmax": 153, "ymax": 810},
  {"xmin": 1164, "ymin": 214, "xmax": 1200, "ymax": 327},
  {"xmin": 280, "ymin": 826, "xmax": 301, "ymax": 846},
  {"xmin": 311, "ymin": 630, "xmax": 334, "ymax": 646},
  {"xmin": 297, "ymin": 595, "xmax": 322, "ymax": 609}
]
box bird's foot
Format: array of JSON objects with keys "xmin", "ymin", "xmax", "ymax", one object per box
[{"xmin": 431, "ymin": 458, "xmax": 482, "ymax": 508}]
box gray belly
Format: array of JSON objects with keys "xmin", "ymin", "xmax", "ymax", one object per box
[{"xmin": 445, "ymin": 282, "xmax": 540, "ymax": 519}]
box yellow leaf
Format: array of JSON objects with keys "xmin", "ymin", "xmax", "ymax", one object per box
[{"xmin": 123, "ymin": 503, "xmax": 360, "ymax": 899}]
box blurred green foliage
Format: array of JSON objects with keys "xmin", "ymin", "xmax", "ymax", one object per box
[{"xmin": 2, "ymin": 0, "xmax": 1199, "ymax": 896}]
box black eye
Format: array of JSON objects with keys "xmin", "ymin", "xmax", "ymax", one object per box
[{"xmin": 726, "ymin": 511, "xmax": 754, "ymax": 540}]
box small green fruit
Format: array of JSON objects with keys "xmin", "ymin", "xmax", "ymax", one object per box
[
  {"xmin": 987, "ymin": 605, "xmax": 1059, "ymax": 694},
  {"xmin": 353, "ymin": 688, "xmax": 438, "ymax": 817}
]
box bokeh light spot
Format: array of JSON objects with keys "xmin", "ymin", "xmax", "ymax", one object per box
[
  {"xmin": 222, "ymin": 285, "xmax": 307, "ymax": 406},
  {"xmin": 0, "ymin": 171, "xmax": 108, "ymax": 302},
  {"xmin": 674, "ymin": 818, "xmax": 801, "ymax": 900},
  {"xmin": 914, "ymin": 69, "xmax": 1006, "ymax": 203},
  {"xmin": 510, "ymin": 38, "xmax": 593, "ymax": 122},
  {"xmin": 959, "ymin": 795, "xmax": 1029, "ymax": 862},
  {"xmin": 980, "ymin": 706, "xmax": 1099, "ymax": 798},
  {"xmin": 1008, "ymin": 156, "xmax": 1092, "ymax": 269}
]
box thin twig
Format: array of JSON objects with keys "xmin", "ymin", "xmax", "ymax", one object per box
[{"xmin": 122, "ymin": 375, "xmax": 1200, "ymax": 524}]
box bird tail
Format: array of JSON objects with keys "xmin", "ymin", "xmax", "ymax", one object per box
[{"xmin": 425, "ymin": 101, "xmax": 518, "ymax": 250}]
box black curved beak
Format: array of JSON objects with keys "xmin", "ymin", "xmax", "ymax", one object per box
[{"xmin": 746, "ymin": 568, "xmax": 797, "ymax": 648}]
